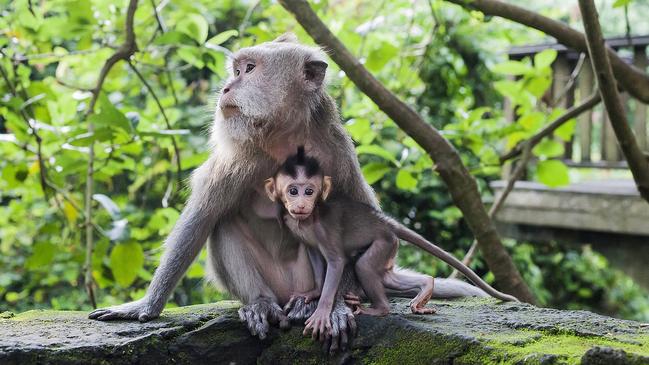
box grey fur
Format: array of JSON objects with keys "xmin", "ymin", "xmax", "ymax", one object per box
[{"xmin": 88, "ymin": 35, "xmax": 489, "ymax": 345}]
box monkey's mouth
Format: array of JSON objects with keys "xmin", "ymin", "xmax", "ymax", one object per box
[
  {"xmin": 290, "ymin": 212, "xmax": 311, "ymax": 220},
  {"xmin": 220, "ymin": 104, "xmax": 240, "ymax": 117}
]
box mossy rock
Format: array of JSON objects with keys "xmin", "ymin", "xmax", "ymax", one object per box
[{"xmin": 1, "ymin": 298, "xmax": 648, "ymax": 364}]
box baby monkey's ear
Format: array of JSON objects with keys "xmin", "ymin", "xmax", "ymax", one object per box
[
  {"xmin": 264, "ymin": 178, "xmax": 278, "ymax": 202},
  {"xmin": 321, "ymin": 176, "xmax": 332, "ymax": 202}
]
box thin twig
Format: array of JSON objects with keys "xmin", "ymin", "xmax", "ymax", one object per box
[
  {"xmin": 127, "ymin": 60, "xmax": 183, "ymax": 192},
  {"xmin": 83, "ymin": 0, "xmax": 139, "ymax": 309},
  {"xmin": 500, "ymin": 91, "xmax": 601, "ymax": 163},
  {"xmin": 553, "ymin": 52, "xmax": 586, "ymax": 107}
]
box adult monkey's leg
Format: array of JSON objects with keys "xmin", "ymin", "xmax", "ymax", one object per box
[
  {"xmin": 89, "ymin": 158, "xmax": 255, "ymax": 321},
  {"xmin": 206, "ymin": 218, "xmax": 291, "ymax": 340}
]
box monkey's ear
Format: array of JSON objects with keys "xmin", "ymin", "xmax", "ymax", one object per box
[
  {"xmin": 304, "ymin": 60, "xmax": 328, "ymax": 90},
  {"xmin": 264, "ymin": 178, "xmax": 277, "ymax": 202},
  {"xmin": 321, "ymin": 176, "xmax": 332, "ymax": 202}
]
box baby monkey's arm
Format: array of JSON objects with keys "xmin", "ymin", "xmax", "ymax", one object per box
[{"xmin": 303, "ymin": 223, "xmax": 346, "ymax": 341}]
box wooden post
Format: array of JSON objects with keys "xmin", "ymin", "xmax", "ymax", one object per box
[
  {"xmin": 551, "ymin": 54, "xmax": 575, "ymax": 160},
  {"xmin": 577, "ymin": 58, "xmax": 594, "ymax": 162},
  {"xmin": 602, "ymin": 106, "xmax": 621, "ymax": 162},
  {"xmin": 633, "ymin": 46, "xmax": 648, "ymax": 151},
  {"xmin": 502, "ymin": 75, "xmax": 516, "ymax": 180}
]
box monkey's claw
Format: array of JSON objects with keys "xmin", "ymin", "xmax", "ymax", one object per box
[
  {"xmin": 285, "ymin": 296, "xmax": 318, "ymax": 321},
  {"xmin": 238, "ymin": 298, "xmax": 289, "ymax": 339}
]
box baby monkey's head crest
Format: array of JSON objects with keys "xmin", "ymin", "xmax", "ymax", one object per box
[{"xmin": 265, "ymin": 146, "xmax": 332, "ymax": 220}]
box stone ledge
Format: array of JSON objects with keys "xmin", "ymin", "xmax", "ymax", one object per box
[{"xmin": 1, "ymin": 298, "xmax": 648, "ymax": 364}]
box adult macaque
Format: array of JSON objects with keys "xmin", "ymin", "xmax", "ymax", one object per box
[
  {"xmin": 89, "ymin": 34, "xmax": 494, "ymax": 350},
  {"xmin": 265, "ymin": 147, "xmax": 518, "ymax": 338}
]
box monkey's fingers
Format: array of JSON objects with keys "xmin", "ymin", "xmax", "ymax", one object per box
[
  {"xmin": 347, "ymin": 312, "xmax": 358, "ymax": 338},
  {"xmin": 255, "ymin": 312, "xmax": 269, "ymax": 340},
  {"xmin": 283, "ymin": 296, "xmax": 299, "ymax": 312}
]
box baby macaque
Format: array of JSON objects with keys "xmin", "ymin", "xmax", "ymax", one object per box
[{"xmin": 264, "ymin": 147, "xmax": 518, "ymax": 338}]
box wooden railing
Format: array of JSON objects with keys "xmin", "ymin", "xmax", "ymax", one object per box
[{"xmin": 507, "ymin": 35, "xmax": 649, "ymax": 168}]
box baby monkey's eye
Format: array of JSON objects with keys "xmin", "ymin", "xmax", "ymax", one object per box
[
  {"xmin": 235, "ymin": 69, "xmax": 240, "ymax": 76},
  {"xmin": 245, "ymin": 64, "xmax": 255, "ymax": 73},
  {"xmin": 305, "ymin": 188, "xmax": 314, "ymax": 196},
  {"xmin": 289, "ymin": 187, "xmax": 299, "ymax": 196}
]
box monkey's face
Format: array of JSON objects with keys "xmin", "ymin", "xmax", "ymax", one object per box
[
  {"xmin": 265, "ymin": 171, "xmax": 332, "ymax": 221},
  {"xmin": 217, "ymin": 37, "xmax": 328, "ymax": 140}
]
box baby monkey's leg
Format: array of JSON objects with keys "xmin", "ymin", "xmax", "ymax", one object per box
[
  {"xmin": 383, "ymin": 267, "xmax": 436, "ymax": 314},
  {"xmin": 354, "ymin": 235, "xmax": 397, "ymax": 316}
]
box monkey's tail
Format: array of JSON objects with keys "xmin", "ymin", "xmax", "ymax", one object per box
[{"xmin": 382, "ymin": 216, "xmax": 519, "ymax": 302}]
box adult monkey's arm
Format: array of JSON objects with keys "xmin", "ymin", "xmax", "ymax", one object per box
[
  {"xmin": 445, "ymin": 0, "xmax": 649, "ymax": 104},
  {"xmin": 279, "ymin": 0, "xmax": 537, "ymax": 304}
]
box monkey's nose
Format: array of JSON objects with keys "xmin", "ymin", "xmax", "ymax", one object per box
[{"xmin": 223, "ymin": 87, "xmax": 230, "ymax": 94}]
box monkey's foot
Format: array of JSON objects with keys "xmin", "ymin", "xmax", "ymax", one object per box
[
  {"xmin": 354, "ymin": 306, "xmax": 389, "ymax": 316},
  {"xmin": 324, "ymin": 299, "xmax": 357, "ymax": 354},
  {"xmin": 343, "ymin": 292, "xmax": 362, "ymax": 311},
  {"xmin": 284, "ymin": 296, "xmax": 318, "ymax": 321},
  {"xmin": 410, "ymin": 303, "xmax": 437, "ymax": 315},
  {"xmin": 88, "ymin": 299, "xmax": 160, "ymax": 322},
  {"xmin": 238, "ymin": 297, "xmax": 289, "ymax": 340}
]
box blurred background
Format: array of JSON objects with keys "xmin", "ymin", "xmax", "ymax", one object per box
[{"xmin": 1, "ymin": 0, "xmax": 648, "ymax": 322}]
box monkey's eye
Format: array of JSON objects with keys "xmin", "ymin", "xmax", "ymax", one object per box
[
  {"xmin": 245, "ymin": 63, "xmax": 255, "ymax": 73},
  {"xmin": 305, "ymin": 188, "xmax": 314, "ymax": 196},
  {"xmin": 289, "ymin": 187, "xmax": 299, "ymax": 196},
  {"xmin": 235, "ymin": 69, "xmax": 240, "ymax": 76}
]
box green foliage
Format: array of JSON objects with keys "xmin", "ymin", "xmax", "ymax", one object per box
[{"xmin": 1, "ymin": 0, "xmax": 647, "ymax": 323}]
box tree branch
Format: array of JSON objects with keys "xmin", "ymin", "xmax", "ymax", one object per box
[
  {"xmin": 501, "ymin": 91, "xmax": 601, "ymax": 163},
  {"xmin": 579, "ymin": 0, "xmax": 649, "ymax": 203},
  {"xmin": 450, "ymin": 143, "xmax": 532, "ymax": 279},
  {"xmin": 279, "ymin": 0, "xmax": 536, "ymax": 303},
  {"xmin": 83, "ymin": 0, "xmax": 139, "ymax": 309},
  {"xmin": 127, "ymin": 60, "xmax": 182, "ymax": 194},
  {"xmin": 446, "ymin": 0, "xmax": 649, "ymax": 104}
]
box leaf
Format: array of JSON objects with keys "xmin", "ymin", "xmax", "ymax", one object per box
[
  {"xmin": 536, "ymin": 160, "xmax": 570, "ymax": 187},
  {"xmin": 395, "ymin": 169, "xmax": 418, "ymax": 190},
  {"xmin": 555, "ymin": 119, "xmax": 576, "ymax": 141},
  {"xmin": 26, "ymin": 242, "xmax": 57, "ymax": 269},
  {"xmin": 177, "ymin": 46, "xmax": 205, "ymax": 69},
  {"xmin": 533, "ymin": 139, "xmax": 564, "ymax": 158},
  {"xmin": 207, "ymin": 30, "xmax": 239, "ymax": 46},
  {"xmin": 518, "ymin": 111, "xmax": 545, "ymax": 131},
  {"xmin": 365, "ymin": 41, "xmax": 398, "ymax": 72},
  {"xmin": 493, "ymin": 80, "xmax": 520, "ymax": 100},
  {"xmin": 491, "ymin": 60, "xmax": 532, "ymax": 76},
  {"xmin": 534, "ymin": 49, "xmax": 558, "ymax": 70},
  {"xmin": 110, "ymin": 242, "xmax": 144, "ymax": 287},
  {"xmin": 153, "ymin": 30, "xmax": 195, "ymax": 46},
  {"xmin": 356, "ymin": 145, "xmax": 398, "ymax": 165},
  {"xmin": 345, "ymin": 118, "xmax": 375, "ymax": 144},
  {"xmin": 63, "ymin": 201, "xmax": 79, "ymax": 225},
  {"xmin": 613, "ymin": 0, "xmax": 631, "ymax": 7},
  {"xmin": 362, "ymin": 162, "xmax": 391, "ymax": 184},
  {"xmin": 176, "ymin": 14, "xmax": 209, "ymax": 44}
]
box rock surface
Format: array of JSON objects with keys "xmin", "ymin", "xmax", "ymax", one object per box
[{"xmin": 1, "ymin": 298, "xmax": 648, "ymax": 364}]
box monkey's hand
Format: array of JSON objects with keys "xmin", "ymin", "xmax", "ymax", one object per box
[
  {"xmin": 324, "ymin": 298, "xmax": 357, "ymax": 353},
  {"xmin": 303, "ymin": 308, "xmax": 332, "ymax": 342},
  {"xmin": 88, "ymin": 298, "xmax": 160, "ymax": 322},
  {"xmin": 238, "ymin": 297, "xmax": 290, "ymax": 340},
  {"xmin": 284, "ymin": 295, "xmax": 318, "ymax": 321}
]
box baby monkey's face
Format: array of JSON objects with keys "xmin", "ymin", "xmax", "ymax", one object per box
[{"xmin": 265, "ymin": 168, "xmax": 332, "ymax": 221}]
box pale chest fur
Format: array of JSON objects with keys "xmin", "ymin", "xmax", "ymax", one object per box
[{"xmin": 283, "ymin": 215, "xmax": 321, "ymax": 248}]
